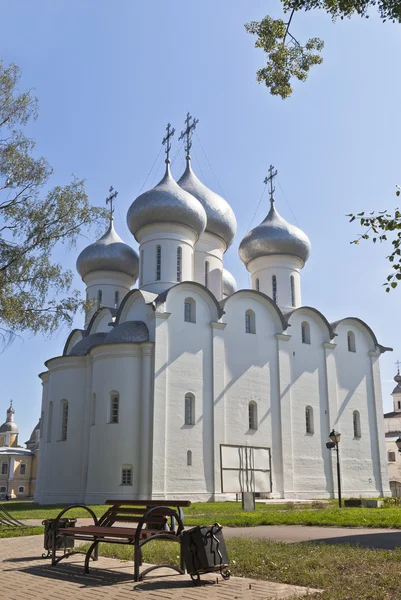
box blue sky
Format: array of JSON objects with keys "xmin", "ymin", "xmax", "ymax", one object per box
[{"xmin": 2, "ymin": 0, "xmax": 401, "ymax": 443}]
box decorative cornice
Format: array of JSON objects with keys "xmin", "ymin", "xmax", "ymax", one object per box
[
  {"xmin": 276, "ymin": 333, "xmax": 291, "ymax": 342},
  {"xmin": 323, "ymin": 342, "xmax": 337, "ymax": 350},
  {"xmin": 210, "ymin": 321, "xmax": 226, "ymax": 330},
  {"xmin": 369, "ymin": 350, "xmax": 381, "ymax": 358},
  {"xmin": 149, "ymin": 311, "xmax": 171, "ymax": 321}
]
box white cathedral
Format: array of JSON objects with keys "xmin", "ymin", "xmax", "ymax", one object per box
[{"xmin": 35, "ymin": 121, "xmax": 391, "ymax": 504}]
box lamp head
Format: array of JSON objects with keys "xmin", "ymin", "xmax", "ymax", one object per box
[
  {"xmin": 396, "ymin": 437, "xmax": 401, "ymax": 451},
  {"xmin": 329, "ymin": 429, "xmax": 341, "ymax": 443}
]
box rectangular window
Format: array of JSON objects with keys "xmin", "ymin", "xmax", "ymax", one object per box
[
  {"xmin": 18, "ymin": 486, "xmax": 24, "ymax": 494},
  {"xmin": 156, "ymin": 246, "xmax": 161, "ymax": 281},
  {"xmin": 20, "ymin": 464, "xmax": 26, "ymax": 476},
  {"xmin": 121, "ymin": 467, "xmax": 132, "ymax": 485},
  {"xmin": 1, "ymin": 463, "xmax": 8, "ymax": 475},
  {"xmin": 61, "ymin": 402, "xmax": 68, "ymax": 441},
  {"xmin": 184, "ymin": 302, "xmax": 191, "ymax": 323},
  {"xmin": 110, "ymin": 395, "xmax": 119, "ymax": 423}
]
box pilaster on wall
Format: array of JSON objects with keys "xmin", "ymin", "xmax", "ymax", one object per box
[
  {"xmin": 139, "ymin": 343, "xmax": 154, "ymax": 498},
  {"xmin": 323, "ymin": 342, "xmax": 338, "ymax": 497},
  {"xmin": 35, "ymin": 374, "xmax": 49, "ymax": 501},
  {"xmin": 80, "ymin": 356, "xmax": 93, "ymax": 503},
  {"xmin": 150, "ymin": 312, "xmax": 171, "ymax": 499},
  {"xmin": 276, "ymin": 333, "xmax": 291, "ymax": 497},
  {"xmin": 369, "ymin": 350, "xmax": 391, "ymax": 496},
  {"xmin": 210, "ymin": 321, "xmax": 227, "ymax": 499}
]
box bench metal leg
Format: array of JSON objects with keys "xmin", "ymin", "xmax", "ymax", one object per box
[
  {"xmin": 84, "ymin": 540, "xmax": 99, "ymax": 574},
  {"xmin": 134, "ymin": 544, "xmax": 142, "ymax": 582}
]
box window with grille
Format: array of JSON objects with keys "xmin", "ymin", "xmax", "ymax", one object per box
[
  {"xmin": 61, "ymin": 401, "xmax": 68, "ymax": 441},
  {"xmin": 47, "ymin": 402, "xmax": 53, "ymax": 442},
  {"xmin": 248, "ymin": 402, "xmax": 258, "ymax": 430},
  {"xmin": 110, "ymin": 395, "xmax": 119, "ymax": 424},
  {"xmin": 1, "ymin": 463, "xmax": 8, "ymax": 475},
  {"xmin": 290, "ymin": 275, "xmax": 296, "ymax": 307},
  {"xmin": 272, "ymin": 275, "xmax": 277, "ymax": 304},
  {"xmin": 156, "ymin": 245, "xmax": 161, "ymax": 280},
  {"xmin": 121, "ymin": 467, "xmax": 132, "ymax": 485},
  {"xmin": 187, "ymin": 450, "xmax": 192, "ymax": 466},
  {"xmin": 301, "ymin": 322, "xmax": 310, "ymax": 344},
  {"xmin": 347, "ymin": 331, "xmax": 356, "ymax": 352},
  {"xmin": 256, "ymin": 278, "xmax": 260, "ymax": 291},
  {"xmin": 20, "ymin": 464, "xmax": 26, "ymax": 476},
  {"xmin": 245, "ymin": 310, "xmax": 255, "ymax": 334},
  {"xmin": 185, "ymin": 394, "xmax": 195, "ymax": 425},
  {"xmin": 205, "ymin": 261, "xmax": 209, "ymax": 288},
  {"xmin": 353, "ymin": 410, "xmax": 361, "ymax": 438},
  {"xmin": 177, "ymin": 247, "xmax": 182, "ymax": 282},
  {"xmin": 305, "ymin": 406, "xmax": 313, "ymax": 434},
  {"xmin": 97, "ymin": 289, "xmax": 102, "ymax": 309}
]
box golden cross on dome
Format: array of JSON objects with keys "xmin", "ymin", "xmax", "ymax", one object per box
[
  {"xmin": 106, "ymin": 186, "xmax": 118, "ymax": 221},
  {"xmin": 179, "ymin": 112, "xmax": 199, "ymax": 158},
  {"xmin": 264, "ymin": 165, "xmax": 278, "ymax": 204},
  {"xmin": 162, "ymin": 123, "xmax": 176, "ymax": 162}
]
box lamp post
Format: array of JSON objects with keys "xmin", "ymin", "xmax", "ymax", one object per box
[{"xmin": 326, "ymin": 429, "xmax": 342, "ymax": 508}]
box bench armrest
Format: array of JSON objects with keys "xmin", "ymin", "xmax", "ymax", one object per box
[{"xmin": 53, "ymin": 504, "xmax": 99, "ymax": 529}]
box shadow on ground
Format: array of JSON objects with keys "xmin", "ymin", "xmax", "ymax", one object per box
[{"xmin": 305, "ymin": 531, "xmax": 401, "ymax": 550}]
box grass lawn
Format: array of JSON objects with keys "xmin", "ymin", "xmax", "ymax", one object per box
[
  {"xmin": 92, "ymin": 537, "xmax": 401, "ymax": 600},
  {"xmin": 6, "ymin": 500, "xmax": 401, "ymax": 529},
  {"xmin": 0, "ymin": 526, "xmax": 43, "ymax": 538}
]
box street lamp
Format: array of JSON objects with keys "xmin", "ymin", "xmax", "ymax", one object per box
[
  {"xmin": 396, "ymin": 437, "xmax": 401, "ymax": 453},
  {"xmin": 326, "ymin": 429, "xmax": 342, "ymax": 508}
]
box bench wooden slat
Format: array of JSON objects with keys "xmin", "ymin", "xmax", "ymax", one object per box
[
  {"xmin": 104, "ymin": 507, "xmax": 169, "ymax": 516},
  {"xmin": 110, "ymin": 515, "xmax": 167, "ymax": 524},
  {"xmin": 104, "ymin": 499, "xmax": 191, "ymax": 507},
  {"xmin": 58, "ymin": 526, "xmax": 177, "ymax": 539}
]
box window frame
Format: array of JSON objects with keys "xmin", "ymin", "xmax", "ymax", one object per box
[
  {"xmin": 185, "ymin": 393, "xmax": 195, "ymax": 426},
  {"xmin": 19, "ymin": 463, "xmax": 26, "ymax": 476},
  {"xmin": 110, "ymin": 393, "xmax": 119, "ymax": 424},
  {"xmin": 301, "ymin": 321, "xmax": 311, "ymax": 344},
  {"xmin": 205, "ymin": 261, "xmax": 209, "ymax": 288},
  {"xmin": 121, "ymin": 466, "xmax": 133, "ymax": 486},
  {"xmin": 347, "ymin": 331, "xmax": 356, "ymax": 353},
  {"xmin": 248, "ymin": 401, "xmax": 258, "ymax": 430},
  {"xmin": 18, "ymin": 486, "xmax": 24, "ymax": 494},
  {"xmin": 245, "ymin": 309, "xmax": 255, "ymax": 334},
  {"xmin": 1, "ymin": 463, "xmax": 8, "ymax": 476},
  {"xmin": 388, "ymin": 451, "xmax": 396, "ymax": 462},
  {"xmin": 305, "ymin": 406, "xmax": 314, "ymax": 434},
  {"xmin": 184, "ymin": 298, "xmax": 196, "ymax": 323},
  {"xmin": 97, "ymin": 289, "xmax": 102, "ymax": 309},
  {"xmin": 114, "ymin": 290, "xmax": 120, "ymax": 309},
  {"xmin": 156, "ymin": 245, "xmax": 161, "ymax": 281}
]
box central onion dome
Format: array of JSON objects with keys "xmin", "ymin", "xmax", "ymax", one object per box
[
  {"xmin": 127, "ymin": 161, "xmax": 207, "ymax": 241},
  {"xmin": 76, "ymin": 220, "xmax": 139, "ymax": 280},
  {"xmin": 239, "ymin": 201, "xmax": 311, "ymax": 267},
  {"xmin": 177, "ymin": 158, "xmax": 237, "ymax": 249}
]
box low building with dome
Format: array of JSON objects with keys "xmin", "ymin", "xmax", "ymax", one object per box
[
  {"xmin": 35, "ymin": 122, "xmax": 390, "ymax": 504},
  {"xmin": 0, "ymin": 402, "xmax": 40, "ymax": 499}
]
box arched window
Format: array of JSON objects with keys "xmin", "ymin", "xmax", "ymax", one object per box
[
  {"xmin": 97, "ymin": 289, "xmax": 102, "ymax": 309},
  {"xmin": 185, "ymin": 393, "xmax": 195, "ymax": 425},
  {"xmin": 47, "ymin": 402, "xmax": 53, "ymax": 442},
  {"xmin": 114, "ymin": 290, "xmax": 120, "ymax": 309},
  {"xmin": 290, "ymin": 275, "xmax": 296, "ymax": 307},
  {"xmin": 184, "ymin": 298, "xmax": 196, "ymax": 323},
  {"xmin": 205, "ymin": 261, "xmax": 209, "ymax": 288},
  {"xmin": 245, "ymin": 309, "xmax": 256, "ymax": 334},
  {"xmin": 156, "ymin": 245, "xmax": 161, "ymax": 280},
  {"xmin": 60, "ymin": 400, "xmax": 68, "ymax": 441},
  {"xmin": 121, "ymin": 465, "xmax": 133, "ymax": 485},
  {"xmin": 18, "ymin": 486, "xmax": 24, "ymax": 494},
  {"xmin": 248, "ymin": 401, "xmax": 258, "ymax": 430},
  {"xmin": 110, "ymin": 393, "xmax": 119, "ymax": 424},
  {"xmin": 305, "ymin": 406, "xmax": 314, "ymax": 434},
  {"xmin": 301, "ymin": 321, "xmax": 311, "ymax": 344},
  {"xmin": 177, "ymin": 247, "xmax": 182, "ymax": 282},
  {"xmin": 353, "ymin": 410, "xmax": 361, "ymax": 438},
  {"xmin": 91, "ymin": 393, "xmax": 96, "ymax": 426},
  {"xmin": 272, "ymin": 275, "xmax": 277, "ymax": 304},
  {"xmin": 187, "ymin": 450, "xmax": 192, "ymax": 466},
  {"xmin": 388, "ymin": 451, "xmax": 396, "ymax": 462},
  {"xmin": 347, "ymin": 331, "xmax": 356, "ymax": 352},
  {"xmin": 255, "ymin": 278, "xmax": 260, "ymax": 291}
]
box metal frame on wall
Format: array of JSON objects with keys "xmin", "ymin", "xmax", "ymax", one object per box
[{"xmin": 219, "ymin": 444, "xmax": 272, "ymax": 494}]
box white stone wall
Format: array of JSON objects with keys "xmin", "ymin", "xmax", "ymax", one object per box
[{"xmin": 193, "ymin": 232, "xmax": 225, "ymax": 300}]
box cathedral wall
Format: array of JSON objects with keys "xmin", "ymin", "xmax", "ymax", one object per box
[
  {"xmin": 194, "ymin": 232, "xmax": 224, "ymax": 300},
  {"xmin": 85, "ymin": 346, "xmax": 143, "ymax": 503},
  {"xmin": 37, "ymin": 360, "xmax": 87, "ymax": 503},
  {"xmin": 286, "ymin": 311, "xmax": 332, "ymax": 498},
  {"xmin": 334, "ymin": 322, "xmax": 387, "ymax": 497}
]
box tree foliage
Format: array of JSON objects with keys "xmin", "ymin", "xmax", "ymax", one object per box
[
  {"xmin": 246, "ymin": 1, "xmax": 401, "ymax": 99},
  {"xmin": 0, "ymin": 59, "xmax": 106, "ymax": 348}
]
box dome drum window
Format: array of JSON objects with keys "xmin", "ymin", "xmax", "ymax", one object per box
[
  {"xmin": 156, "ymin": 246, "xmax": 161, "ymax": 281},
  {"xmin": 177, "ymin": 247, "xmax": 182, "ymax": 282},
  {"xmin": 187, "ymin": 450, "xmax": 192, "ymax": 466},
  {"xmin": 20, "ymin": 463, "xmax": 26, "ymax": 476},
  {"xmin": 205, "ymin": 261, "xmax": 209, "ymax": 288},
  {"xmin": 290, "ymin": 275, "xmax": 296, "ymax": 307},
  {"xmin": 255, "ymin": 278, "xmax": 260, "ymax": 291},
  {"xmin": 272, "ymin": 275, "xmax": 277, "ymax": 304},
  {"xmin": 97, "ymin": 289, "xmax": 102, "ymax": 309},
  {"xmin": 114, "ymin": 291, "xmax": 120, "ymax": 309}
]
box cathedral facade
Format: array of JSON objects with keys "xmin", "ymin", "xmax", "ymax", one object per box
[{"xmin": 35, "ymin": 126, "xmax": 390, "ymax": 504}]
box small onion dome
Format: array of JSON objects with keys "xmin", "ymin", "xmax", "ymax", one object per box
[
  {"xmin": 76, "ymin": 220, "xmax": 139, "ymax": 280},
  {"xmin": 177, "ymin": 159, "xmax": 237, "ymax": 249},
  {"xmin": 239, "ymin": 202, "xmax": 311, "ymax": 267},
  {"xmin": 127, "ymin": 161, "xmax": 207, "ymax": 241},
  {"xmin": 223, "ymin": 268, "xmax": 237, "ymax": 297},
  {"xmin": 393, "ymin": 370, "xmax": 401, "ymax": 394},
  {"xmin": 0, "ymin": 404, "xmax": 18, "ymax": 434}
]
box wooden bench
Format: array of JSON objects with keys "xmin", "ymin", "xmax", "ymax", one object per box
[{"xmin": 51, "ymin": 499, "xmax": 191, "ymax": 581}]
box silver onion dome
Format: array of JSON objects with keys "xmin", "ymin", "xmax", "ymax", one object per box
[
  {"xmin": 223, "ymin": 268, "xmax": 237, "ymax": 297},
  {"xmin": 127, "ymin": 161, "xmax": 207, "ymax": 241},
  {"xmin": 76, "ymin": 220, "xmax": 139, "ymax": 280},
  {"xmin": 177, "ymin": 159, "xmax": 237, "ymax": 249},
  {"xmin": 239, "ymin": 202, "xmax": 311, "ymax": 267}
]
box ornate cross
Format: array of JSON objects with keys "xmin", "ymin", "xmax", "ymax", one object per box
[
  {"xmin": 179, "ymin": 112, "xmax": 199, "ymax": 158},
  {"xmin": 264, "ymin": 165, "xmax": 278, "ymax": 203},
  {"xmin": 396, "ymin": 360, "xmax": 401, "ymax": 373},
  {"xmin": 106, "ymin": 186, "xmax": 118, "ymax": 220},
  {"xmin": 162, "ymin": 123, "xmax": 176, "ymax": 161},
  {"xmin": 9, "ymin": 399, "xmax": 12, "ymax": 409}
]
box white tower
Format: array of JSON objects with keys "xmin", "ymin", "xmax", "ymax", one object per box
[
  {"xmin": 392, "ymin": 366, "xmax": 401, "ymax": 412},
  {"xmin": 126, "ymin": 124, "xmax": 207, "ymax": 294},
  {"xmin": 76, "ymin": 189, "xmax": 139, "ymax": 325},
  {"xmin": 239, "ymin": 166, "xmax": 311, "ymax": 312},
  {"xmin": 177, "ymin": 114, "xmax": 237, "ymax": 300}
]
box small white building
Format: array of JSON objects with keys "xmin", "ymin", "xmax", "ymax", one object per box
[{"xmin": 35, "ymin": 136, "xmax": 391, "ymax": 504}]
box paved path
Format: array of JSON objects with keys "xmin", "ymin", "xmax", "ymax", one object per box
[
  {"xmin": 23, "ymin": 518, "xmax": 401, "ymax": 550},
  {"xmin": 0, "ymin": 535, "xmax": 319, "ymax": 599}
]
